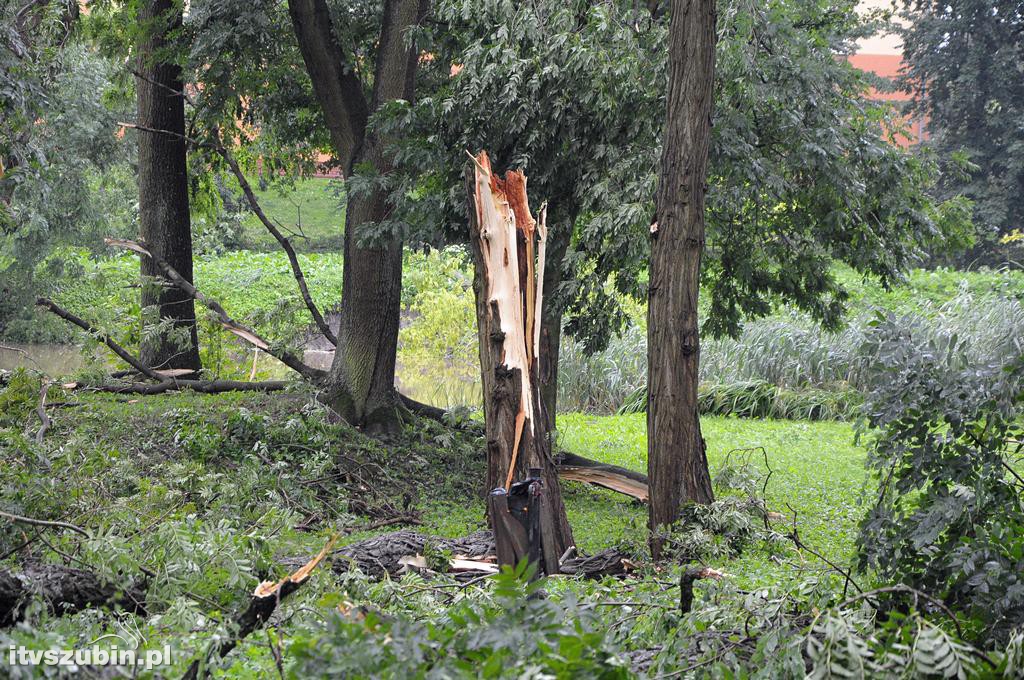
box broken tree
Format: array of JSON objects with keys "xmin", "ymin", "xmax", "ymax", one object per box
[{"xmin": 466, "ymin": 151, "xmax": 573, "ymax": 575}]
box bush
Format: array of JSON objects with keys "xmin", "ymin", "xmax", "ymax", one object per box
[{"xmin": 856, "ymin": 311, "xmax": 1024, "ymax": 643}]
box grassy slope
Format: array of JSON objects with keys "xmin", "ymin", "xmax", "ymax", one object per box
[{"xmin": 237, "ymin": 177, "xmax": 344, "ymax": 252}]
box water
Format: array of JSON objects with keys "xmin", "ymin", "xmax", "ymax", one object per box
[
  {"xmin": 0, "ymin": 343, "xmax": 87, "ymax": 376},
  {"xmin": 0, "ymin": 343, "xmax": 480, "ymax": 409}
]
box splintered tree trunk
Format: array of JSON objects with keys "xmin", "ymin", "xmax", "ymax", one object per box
[
  {"xmin": 648, "ymin": 0, "xmax": 717, "ymax": 559},
  {"xmin": 136, "ymin": 0, "xmax": 201, "ymax": 372},
  {"xmin": 467, "ymin": 152, "xmax": 573, "ymax": 575}
]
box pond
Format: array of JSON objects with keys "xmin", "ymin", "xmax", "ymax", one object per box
[{"xmin": 0, "ymin": 343, "xmax": 480, "ymax": 410}]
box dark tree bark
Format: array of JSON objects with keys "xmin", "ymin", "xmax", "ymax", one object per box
[
  {"xmin": 135, "ymin": 0, "xmax": 201, "ymax": 371},
  {"xmin": 647, "ymin": 0, "xmax": 717, "ymax": 558},
  {"xmin": 288, "ymin": 0, "xmax": 425, "ymax": 432},
  {"xmin": 467, "ymin": 153, "xmax": 573, "ymax": 573},
  {"xmin": 537, "ymin": 218, "xmax": 572, "ymax": 433}
]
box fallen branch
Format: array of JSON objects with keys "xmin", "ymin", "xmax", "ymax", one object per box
[
  {"xmin": 0, "ymin": 510, "xmax": 90, "ymax": 538},
  {"xmin": 34, "ymin": 381, "xmax": 51, "ymax": 446},
  {"xmin": 117, "ymin": 121, "xmax": 337, "ymax": 348},
  {"xmin": 555, "ymin": 451, "xmax": 649, "ymax": 503},
  {"xmin": 181, "ymin": 535, "xmax": 337, "ymax": 680},
  {"xmin": 211, "ymin": 130, "xmax": 337, "ymax": 346},
  {"xmin": 35, "ymin": 298, "xmax": 163, "ymax": 381},
  {"xmin": 105, "ymin": 238, "xmax": 325, "ymax": 383},
  {"xmin": 0, "ymin": 562, "xmax": 145, "ymax": 627}
]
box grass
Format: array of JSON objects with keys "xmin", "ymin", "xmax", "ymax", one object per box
[
  {"xmin": 236, "ymin": 177, "xmax": 345, "ymax": 252},
  {"xmin": 0, "ymin": 383, "xmax": 891, "ymax": 677},
  {"xmin": 557, "ymin": 413, "xmax": 867, "ymax": 584}
]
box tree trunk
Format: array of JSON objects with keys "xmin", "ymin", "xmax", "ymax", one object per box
[
  {"xmin": 321, "ymin": 145, "xmax": 404, "ymax": 431},
  {"xmin": 289, "ymin": 0, "xmax": 424, "ymax": 432},
  {"xmin": 647, "ymin": 0, "xmax": 717, "ymax": 559},
  {"xmin": 467, "ymin": 152, "xmax": 573, "ymax": 574},
  {"xmin": 136, "ymin": 0, "xmax": 201, "ymax": 372},
  {"xmin": 537, "ymin": 218, "xmax": 572, "ymax": 433}
]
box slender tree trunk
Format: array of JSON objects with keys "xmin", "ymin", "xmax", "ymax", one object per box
[
  {"xmin": 537, "ymin": 218, "xmax": 572, "ymax": 433},
  {"xmin": 136, "ymin": 0, "xmax": 201, "ymax": 372},
  {"xmin": 288, "ymin": 0, "xmax": 424, "ymax": 431},
  {"xmin": 647, "ymin": 0, "xmax": 717, "ymax": 559},
  {"xmin": 467, "ymin": 154, "xmax": 573, "ymax": 570}
]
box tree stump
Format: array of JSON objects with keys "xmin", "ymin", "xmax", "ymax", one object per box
[{"xmin": 466, "ymin": 151, "xmax": 574, "ymax": 576}]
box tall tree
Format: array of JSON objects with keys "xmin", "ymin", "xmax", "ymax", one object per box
[
  {"xmin": 389, "ymin": 0, "xmax": 965, "ymax": 434},
  {"xmin": 898, "ymin": 0, "xmax": 1024, "ymax": 265},
  {"xmin": 136, "ymin": 0, "xmax": 201, "ymax": 371},
  {"xmin": 647, "ymin": 0, "xmax": 718, "ymax": 557},
  {"xmin": 288, "ymin": 0, "xmax": 424, "ymax": 431}
]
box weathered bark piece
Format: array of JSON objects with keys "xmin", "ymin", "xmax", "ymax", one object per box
[
  {"xmin": 648, "ymin": 0, "xmax": 718, "ymax": 559},
  {"xmin": 0, "ymin": 563, "xmax": 146, "ymax": 627},
  {"xmin": 328, "ymin": 530, "xmax": 496, "ymax": 579},
  {"xmin": 466, "ymin": 151, "xmax": 574, "ymax": 571},
  {"xmin": 136, "ymin": 0, "xmax": 201, "ymax": 372}
]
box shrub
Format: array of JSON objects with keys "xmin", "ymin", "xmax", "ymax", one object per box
[{"xmin": 856, "ymin": 311, "xmax": 1024, "ymax": 642}]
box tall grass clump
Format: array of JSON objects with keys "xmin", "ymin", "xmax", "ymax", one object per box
[{"xmin": 565, "ymin": 285, "xmax": 1024, "ymax": 419}]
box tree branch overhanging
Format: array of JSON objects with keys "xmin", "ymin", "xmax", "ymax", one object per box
[
  {"xmin": 105, "ymin": 238, "xmax": 326, "ymax": 383},
  {"xmin": 116, "ymin": 120, "xmax": 337, "ymax": 348}
]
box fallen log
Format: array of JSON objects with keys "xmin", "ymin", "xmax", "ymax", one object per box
[
  {"xmin": 284, "ymin": 529, "xmax": 633, "ymax": 581},
  {"xmin": 63, "ymin": 379, "xmax": 290, "ymax": 395},
  {"xmin": 0, "ymin": 562, "xmax": 146, "ymax": 627}
]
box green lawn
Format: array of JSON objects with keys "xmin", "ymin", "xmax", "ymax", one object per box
[
  {"xmin": 0, "ymin": 387, "xmax": 873, "ymax": 676},
  {"xmin": 410, "ymin": 412, "xmax": 868, "ymax": 590},
  {"xmin": 236, "ymin": 177, "xmax": 344, "ymax": 251}
]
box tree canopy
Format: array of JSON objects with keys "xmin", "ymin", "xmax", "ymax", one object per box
[{"xmin": 899, "ymin": 0, "xmax": 1024, "ymax": 260}]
